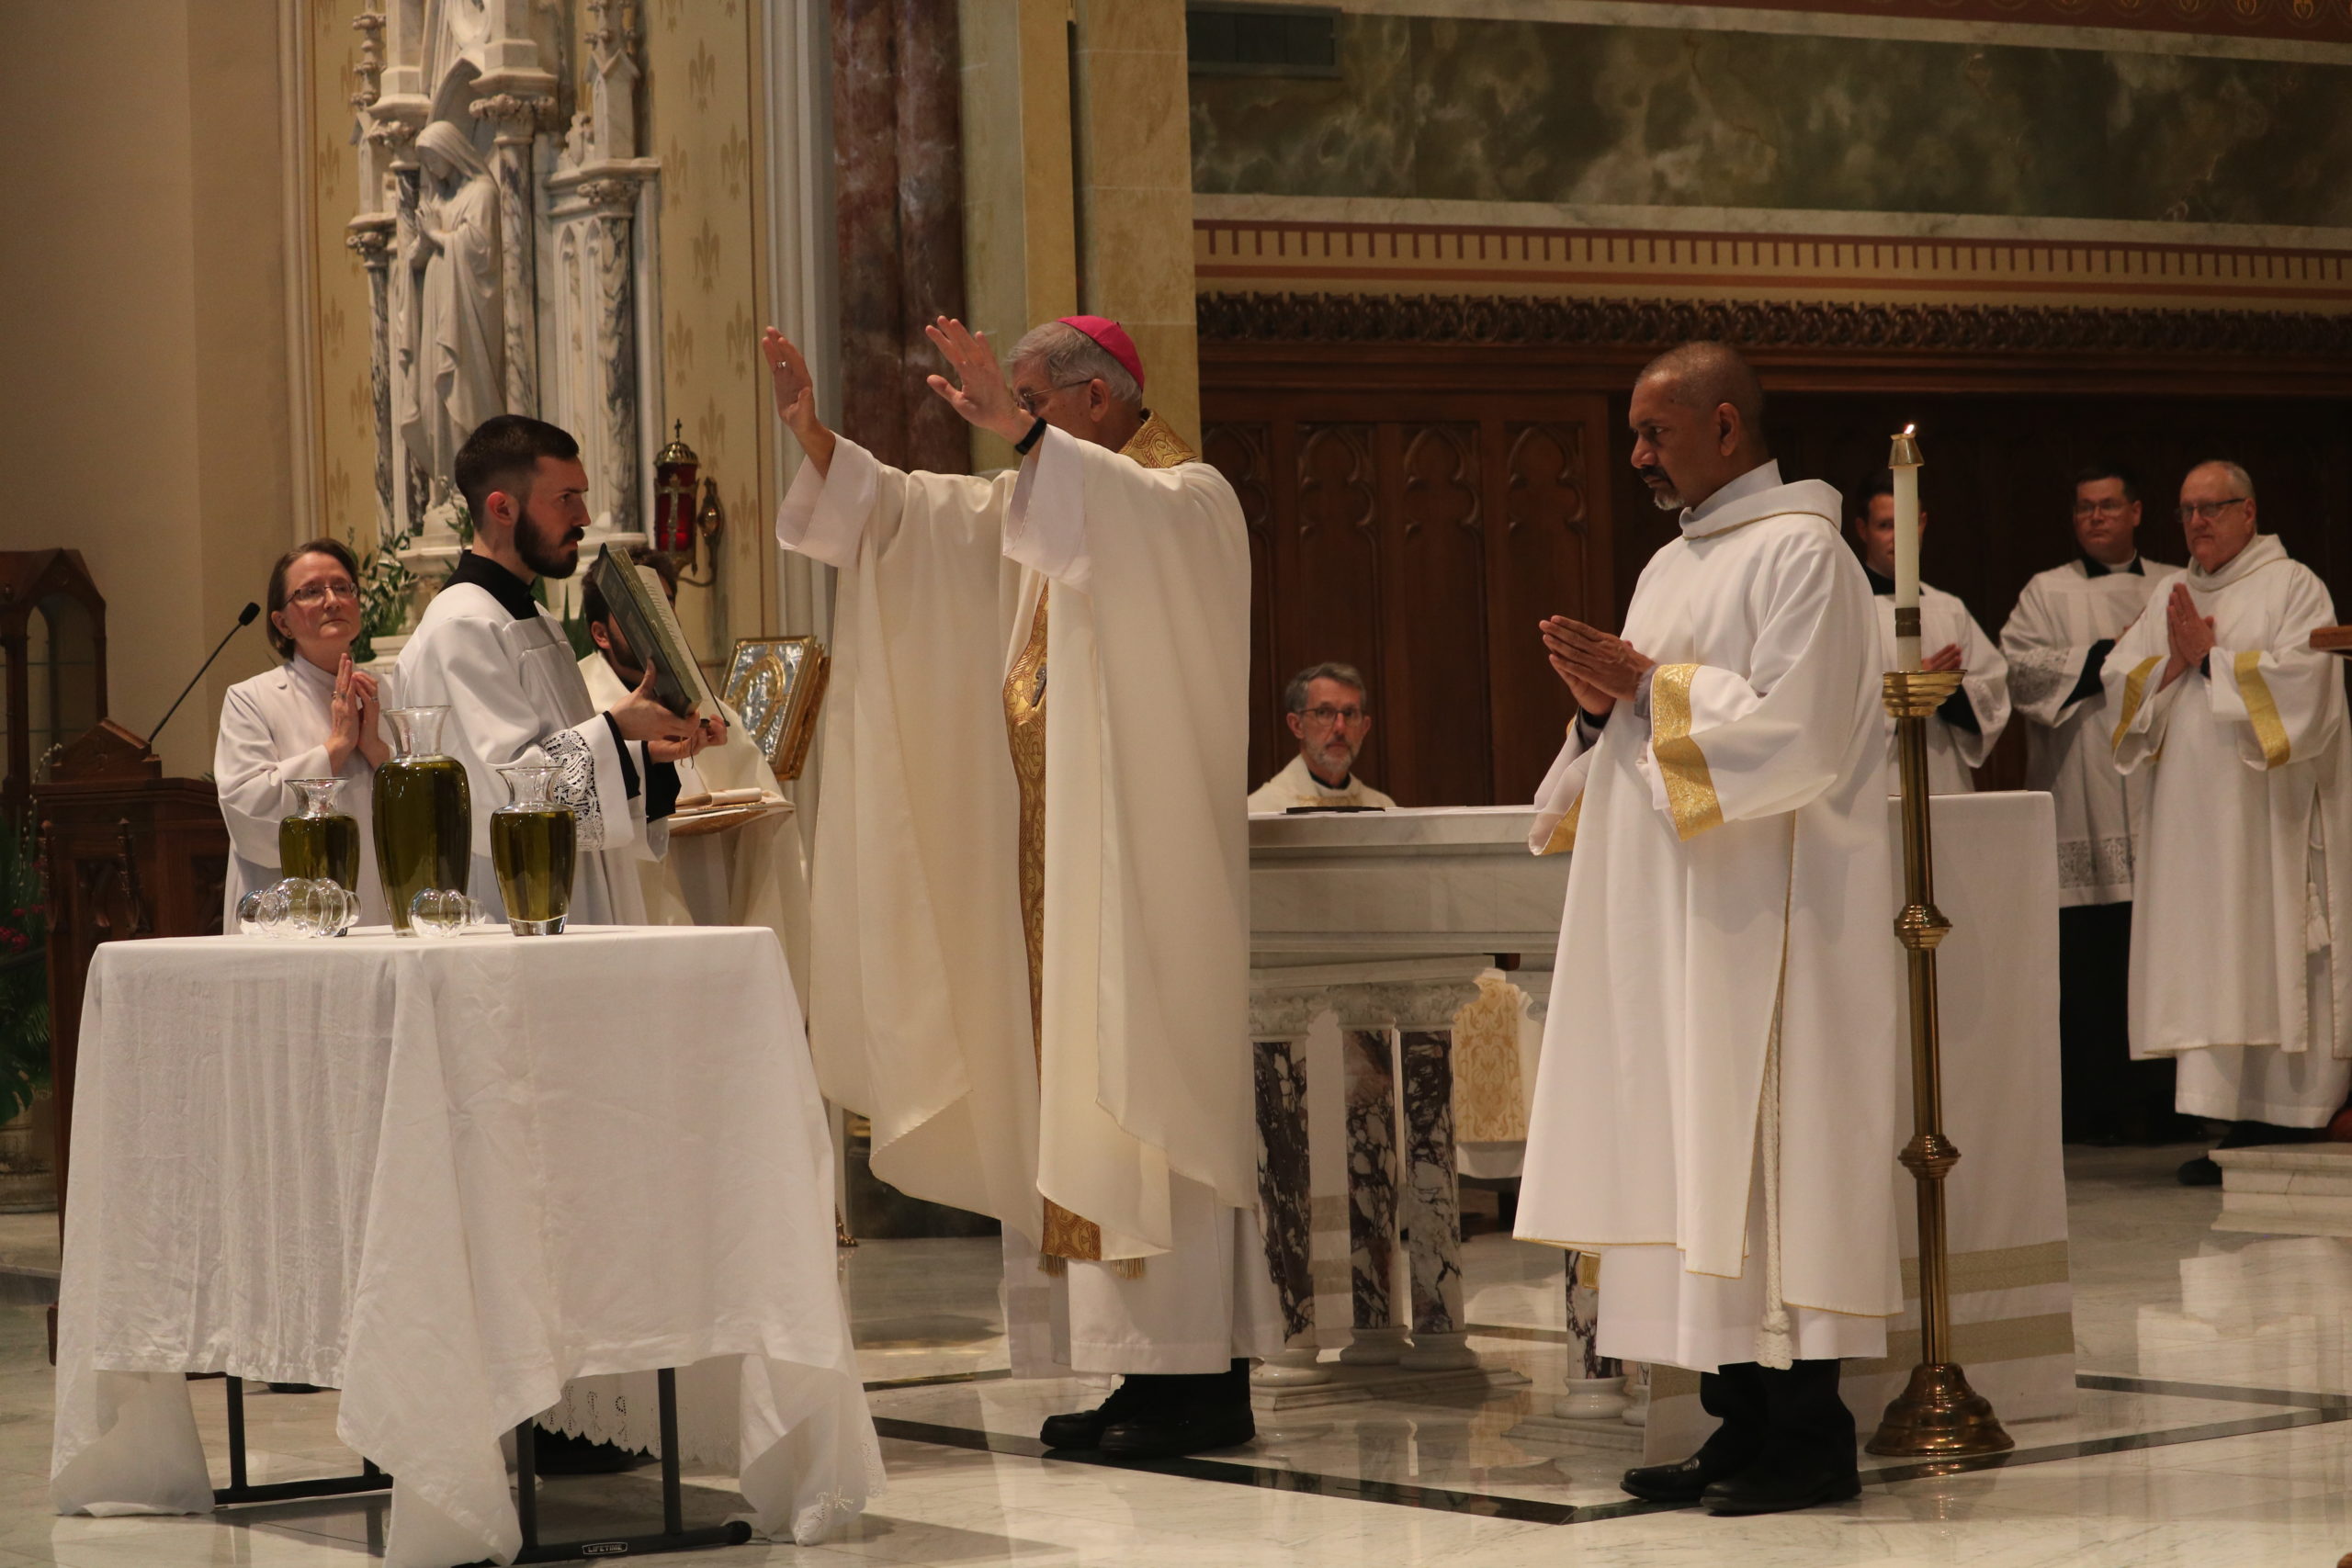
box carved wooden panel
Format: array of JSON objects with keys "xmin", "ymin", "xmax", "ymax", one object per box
[{"xmin": 1204, "ymin": 390, "xmax": 1614, "ymax": 807}]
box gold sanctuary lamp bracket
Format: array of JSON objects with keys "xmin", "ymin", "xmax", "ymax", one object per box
[{"xmin": 1866, "ymin": 586, "xmax": 2016, "ymax": 1459}]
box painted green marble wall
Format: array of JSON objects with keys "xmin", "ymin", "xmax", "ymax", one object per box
[{"xmin": 1189, "ymin": 14, "xmax": 2352, "ymax": 227}]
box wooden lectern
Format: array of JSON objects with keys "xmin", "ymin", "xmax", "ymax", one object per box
[{"xmin": 33, "ymin": 720, "xmax": 229, "ymax": 1235}]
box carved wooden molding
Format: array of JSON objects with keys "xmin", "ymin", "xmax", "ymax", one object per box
[
  {"xmin": 1196, "ymin": 290, "xmax": 2352, "ymax": 359},
  {"xmin": 1670, "ymin": 0, "xmax": 2352, "ymax": 49}
]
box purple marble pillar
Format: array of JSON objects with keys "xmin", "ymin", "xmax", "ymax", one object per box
[
  {"xmin": 1342, "ymin": 1027, "xmax": 1399, "ymax": 1335},
  {"xmin": 1254, "ymin": 1037, "xmax": 1313, "ymax": 1341},
  {"xmin": 1399, "ymin": 1027, "xmax": 1464, "ymax": 1336}
]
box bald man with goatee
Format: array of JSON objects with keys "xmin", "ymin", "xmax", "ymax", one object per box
[{"xmin": 1515, "ymin": 342, "xmax": 1898, "ymax": 1516}]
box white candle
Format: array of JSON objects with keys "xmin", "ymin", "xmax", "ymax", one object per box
[{"xmin": 1890, "ymin": 424, "xmax": 1923, "ymax": 673}]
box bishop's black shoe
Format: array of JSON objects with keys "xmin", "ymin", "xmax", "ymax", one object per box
[
  {"xmin": 1040, "ymin": 1376, "xmax": 1157, "ymax": 1451},
  {"xmin": 1700, "ymin": 1451, "xmax": 1862, "ymax": 1516},
  {"xmin": 1619, "ymin": 1443, "xmax": 1758, "ymax": 1504}
]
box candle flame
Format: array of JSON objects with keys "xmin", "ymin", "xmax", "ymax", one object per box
[{"xmin": 1903, "ymin": 423, "xmax": 1917, "ymax": 436}]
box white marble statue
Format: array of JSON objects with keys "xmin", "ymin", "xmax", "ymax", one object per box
[{"xmin": 397, "ymin": 118, "xmax": 503, "ymax": 490}]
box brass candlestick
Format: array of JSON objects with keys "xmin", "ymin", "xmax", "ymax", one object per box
[{"xmin": 1866, "ymin": 660, "xmax": 2014, "ymax": 1458}]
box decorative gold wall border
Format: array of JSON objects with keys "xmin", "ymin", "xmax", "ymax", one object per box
[
  {"xmin": 1634, "ymin": 0, "xmax": 2352, "ymax": 47},
  {"xmin": 1196, "ymin": 219, "xmax": 2352, "ymax": 314},
  {"xmin": 1195, "ymin": 290, "xmax": 2352, "ymax": 358}
]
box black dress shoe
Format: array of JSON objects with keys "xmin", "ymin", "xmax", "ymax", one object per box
[
  {"xmin": 1701, "ymin": 1453, "xmax": 1861, "ymax": 1516},
  {"xmin": 2178, "ymin": 1155, "xmax": 2223, "ymax": 1187},
  {"xmin": 1096, "ymin": 1403, "xmax": 1255, "ymax": 1461},
  {"xmin": 1620, "ymin": 1449, "xmax": 1754, "ymax": 1504},
  {"xmin": 1040, "ymin": 1378, "xmax": 1152, "ymax": 1450}
]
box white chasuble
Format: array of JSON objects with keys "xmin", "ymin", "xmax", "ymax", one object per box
[
  {"xmin": 775, "ymin": 418, "xmax": 1262, "ymax": 1269},
  {"xmin": 1516, "ymin": 463, "xmax": 1902, "ymax": 1374},
  {"xmin": 1999, "ymin": 558, "xmax": 2169, "ymax": 907},
  {"xmin": 2105, "ymin": 536, "xmax": 2352, "ymax": 1124},
  {"xmin": 1871, "ymin": 584, "xmax": 2009, "ymax": 795},
  {"xmin": 214, "ymin": 659, "xmax": 395, "ymax": 926},
  {"xmin": 1247, "ymin": 753, "xmax": 1398, "ymax": 812},
  {"xmin": 395, "ymin": 581, "xmax": 650, "ymax": 926}
]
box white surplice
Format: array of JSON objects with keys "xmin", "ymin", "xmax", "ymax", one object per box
[
  {"xmin": 214, "ymin": 658, "xmax": 394, "ymax": 926},
  {"xmin": 1999, "ymin": 558, "xmax": 2170, "ymax": 907},
  {"xmin": 1246, "ymin": 753, "xmax": 1398, "ymax": 812},
  {"xmin": 394, "ymin": 579, "xmax": 650, "ymax": 926},
  {"xmin": 1515, "ymin": 461, "xmax": 1902, "ymax": 1373},
  {"xmin": 2106, "ymin": 535, "xmax": 2352, "ymax": 1124},
  {"xmin": 579, "ymin": 649, "xmax": 813, "ymax": 989},
  {"xmin": 775, "ymin": 417, "xmax": 1280, "ymax": 1373},
  {"xmin": 1871, "ymin": 583, "xmax": 2009, "ymax": 795}
]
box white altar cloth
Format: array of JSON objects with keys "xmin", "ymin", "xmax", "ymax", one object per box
[
  {"xmin": 51, "ymin": 925, "xmax": 880, "ymax": 1568},
  {"xmin": 1643, "ymin": 791, "xmax": 2074, "ymax": 1456}
]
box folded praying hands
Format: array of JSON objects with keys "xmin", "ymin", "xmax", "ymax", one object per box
[{"xmin": 1541, "ymin": 615, "xmax": 1656, "ymax": 716}]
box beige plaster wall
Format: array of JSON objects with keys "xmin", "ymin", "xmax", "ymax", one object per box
[{"xmin": 0, "ymin": 0, "xmax": 297, "ymax": 781}]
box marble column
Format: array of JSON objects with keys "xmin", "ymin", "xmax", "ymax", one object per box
[
  {"xmin": 1250, "ymin": 988, "xmax": 1329, "ymax": 1387},
  {"xmin": 1389, "ymin": 978, "xmax": 1480, "ymax": 1371},
  {"xmin": 1333, "ymin": 987, "xmax": 1404, "ymax": 1365},
  {"xmin": 1557, "ymin": 1249, "xmax": 1628, "ymax": 1418},
  {"xmin": 831, "ymin": 0, "xmax": 969, "ymax": 475},
  {"xmin": 471, "ymin": 92, "xmax": 550, "ymax": 416},
  {"xmin": 578, "ymin": 176, "xmax": 643, "ymax": 535},
  {"xmin": 345, "ymin": 218, "xmax": 397, "ymax": 542}
]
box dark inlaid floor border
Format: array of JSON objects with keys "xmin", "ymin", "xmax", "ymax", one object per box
[{"xmin": 869, "ymin": 1370, "xmax": 2352, "ymax": 1525}]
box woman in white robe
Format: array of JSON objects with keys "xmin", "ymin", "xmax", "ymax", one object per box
[{"xmin": 214, "ymin": 539, "xmax": 392, "ymax": 925}]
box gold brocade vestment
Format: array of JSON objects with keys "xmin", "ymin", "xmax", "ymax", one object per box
[{"xmin": 1001, "ymin": 412, "xmax": 1198, "ymax": 1270}]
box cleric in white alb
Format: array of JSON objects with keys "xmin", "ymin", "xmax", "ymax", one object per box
[
  {"xmin": 763, "ymin": 314, "xmax": 1280, "ymax": 1461},
  {"xmin": 2106, "ymin": 460, "xmax": 2352, "ymax": 1178},
  {"xmin": 395, "ymin": 415, "xmax": 718, "ymax": 928},
  {"xmin": 1850, "ymin": 471, "xmax": 2009, "ymax": 793},
  {"xmin": 1516, "ymin": 343, "xmax": 1898, "ymax": 1517}
]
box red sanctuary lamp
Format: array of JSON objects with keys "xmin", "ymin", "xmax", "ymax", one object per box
[{"xmin": 651, "ymin": 422, "xmax": 699, "ymax": 556}]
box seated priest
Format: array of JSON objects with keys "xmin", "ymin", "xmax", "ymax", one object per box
[
  {"xmin": 578, "ymin": 551, "xmax": 812, "ymax": 987},
  {"xmin": 1247, "ymin": 662, "xmax": 1397, "ymax": 811},
  {"xmin": 2106, "ymin": 460, "xmax": 2352, "ymax": 1185},
  {"xmin": 215, "ymin": 538, "xmax": 394, "ymax": 925},
  {"xmin": 765, "ymin": 312, "xmax": 1282, "ymax": 1461},
  {"xmin": 1852, "ymin": 471, "xmax": 2009, "ymax": 792},
  {"xmin": 1518, "ymin": 342, "xmax": 1898, "ymax": 1516},
  {"xmin": 395, "ymin": 414, "xmax": 719, "ymax": 929}
]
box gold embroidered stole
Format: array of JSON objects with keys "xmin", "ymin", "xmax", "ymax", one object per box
[{"xmin": 1001, "ymin": 413, "xmax": 1197, "ymax": 1272}]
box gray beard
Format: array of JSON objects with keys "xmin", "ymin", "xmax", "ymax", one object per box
[{"xmin": 1650, "ymin": 488, "xmax": 1685, "ymax": 513}]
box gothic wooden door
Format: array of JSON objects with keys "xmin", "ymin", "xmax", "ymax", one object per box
[{"xmin": 1202, "ymin": 389, "xmax": 1616, "ymax": 807}]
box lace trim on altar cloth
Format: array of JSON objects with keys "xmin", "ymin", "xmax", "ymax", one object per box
[
  {"xmin": 2058, "ymin": 835, "xmax": 2136, "ymax": 895},
  {"xmin": 539, "ymin": 727, "xmax": 605, "ymax": 848}
]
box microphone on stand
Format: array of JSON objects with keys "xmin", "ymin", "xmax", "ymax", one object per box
[{"xmin": 145, "ymin": 603, "xmax": 261, "ymax": 752}]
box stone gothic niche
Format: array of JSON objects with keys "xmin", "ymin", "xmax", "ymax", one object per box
[{"xmin": 345, "ymin": 0, "xmax": 663, "ymax": 649}]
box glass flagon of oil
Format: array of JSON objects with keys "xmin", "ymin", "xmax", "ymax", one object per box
[
  {"xmin": 375, "ymin": 708, "xmax": 472, "ymax": 933},
  {"xmin": 491, "ymin": 808, "xmax": 575, "ymax": 932},
  {"xmin": 280, "ymin": 811, "xmax": 360, "ymax": 887}
]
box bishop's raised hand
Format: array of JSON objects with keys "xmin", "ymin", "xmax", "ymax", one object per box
[
  {"xmin": 762, "ymin": 327, "xmax": 835, "ymax": 474},
  {"xmin": 922, "ymin": 317, "xmax": 1030, "ymax": 446}
]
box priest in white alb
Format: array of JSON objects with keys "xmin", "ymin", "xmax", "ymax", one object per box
[
  {"xmin": 1516, "ymin": 343, "xmax": 1898, "ymax": 1517},
  {"xmin": 397, "ymin": 415, "xmax": 715, "ymax": 931},
  {"xmin": 763, "ymin": 313, "xmax": 1282, "ymax": 1460},
  {"xmin": 2105, "ymin": 460, "xmax": 2352, "ymax": 1184},
  {"xmin": 1999, "ymin": 463, "xmax": 2176, "ymax": 1143},
  {"xmin": 1852, "ymin": 472, "xmax": 2008, "ymax": 792}
]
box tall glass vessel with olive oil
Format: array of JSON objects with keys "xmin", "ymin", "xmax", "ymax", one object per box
[
  {"xmin": 279, "ymin": 777, "xmax": 360, "ymax": 892},
  {"xmin": 375, "ymin": 706, "xmax": 471, "ymax": 934},
  {"xmin": 491, "ymin": 761, "xmax": 575, "ymax": 935}
]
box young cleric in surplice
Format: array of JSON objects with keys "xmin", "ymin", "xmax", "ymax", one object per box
[{"xmin": 1515, "ymin": 342, "xmax": 1901, "ymax": 1517}]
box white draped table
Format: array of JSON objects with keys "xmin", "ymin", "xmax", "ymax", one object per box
[{"xmin": 50, "ymin": 925, "xmax": 880, "ymax": 1568}]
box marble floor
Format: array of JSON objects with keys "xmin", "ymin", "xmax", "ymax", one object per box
[{"xmin": 16, "ymin": 1143, "xmax": 2352, "ymax": 1565}]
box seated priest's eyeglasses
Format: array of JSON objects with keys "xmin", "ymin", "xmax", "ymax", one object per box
[{"xmin": 1247, "ymin": 662, "xmax": 1397, "ymax": 811}]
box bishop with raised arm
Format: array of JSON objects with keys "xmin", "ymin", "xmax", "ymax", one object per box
[{"xmin": 765, "ymin": 315, "xmax": 1281, "ymax": 1461}]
